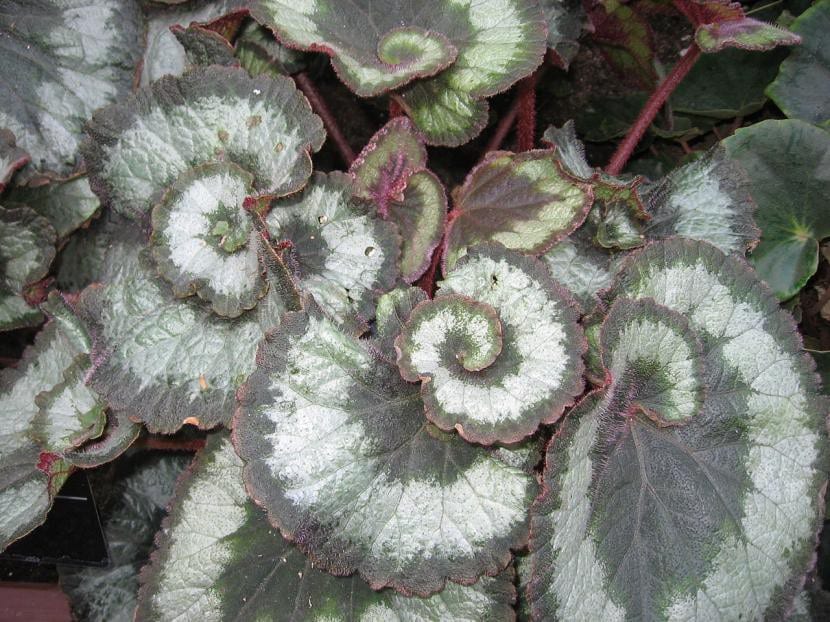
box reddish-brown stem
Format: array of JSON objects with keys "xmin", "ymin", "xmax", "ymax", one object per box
[
  {"xmin": 605, "ymin": 43, "xmax": 702, "ymax": 176},
  {"xmin": 483, "ymin": 97, "xmax": 521, "ymax": 157},
  {"xmin": 294, "ymin": 72, "xmax": 356, "ymax": 166},
  {"xmin": 389, "ymin": 98, "xmax": 404, "ymax": 118},
  {"xmin": 516, "ymin": 73, "xmax": 538, "ymax": 152}
]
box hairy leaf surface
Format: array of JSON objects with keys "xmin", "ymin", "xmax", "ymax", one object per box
[
  {"xmin": 138, "ymin": 434, "xmax": 517, "ymax": 620},
  {"xmin": 528, "ymin": 238, "xmax": 827, "ymax": 621},
  {"xmin": 397, "ymin": 246, "xmax": 585, "ymax": 444},
  {"xmin": 84, "ymin": 66, "xmax": 325, "ymax": 221},
  {"xmin": 234, "ymin": 305, "xmax": 537, "ymax": 595},
  {"xmin": 0, "ymin": 0, "xmax": 144, "ymax": 178},
  {"xmin": 724, "ymin": 119, "xmax": 830, "ymax": 299},
  {"xmin": 444, "ymin": 150, "xmax": 592, "ymax": 271}
]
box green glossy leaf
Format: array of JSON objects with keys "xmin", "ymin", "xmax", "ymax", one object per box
[
  {"xmin": 540, "ymin": 0, "xmax": 584, "ymax": 68},
  {"xmin": 672, "ymin": 47, "xmax": 787, "ymax": 119},
  {"xmin": 0, "ymin": 129, "xmax": 29, "ymax": 192},
  {"xmin": 444, "ymin": 150, "xmax": 593, "ymax": 271},
  {"xmin": 644, "ymin": 146, "xmax": 759, "ymax": 255},
  {"xmin": 766, "ymin": 0, "xmax": 830, "ymax": 128},
  {"xmin": 77, "ymin": 232, "xmax": 286, "ymax": 434},
  {"xmin": 0, "ymin": 294, "xmax": 104, "ymax": 550},
  {"xmin": 397, "ymin": 245, "xmax": 585, "ymax": 445},
  {"xmin": 141, "ymin": 0, "xmax": 246, "ymax": 86},
  {"xmin": 60, "ymin": 453, "xmax": 189, "ymax": 622},
  {"xmin": 528, "ymin": 238, "xmax": 828, "ymax": 621},
  {"xmin": 266, "ymin": 172, "xmax": 400, "ymax": 325},
  {"xmin": 0, "ymin": 0, "xmax": 144, "ymax": 178},
  {"xmin": 724, "ymin": 119, "xmax": 830, "ymax": 299},
  {"xmin": 138, "ymin": 434, "xmax": 517, "ymax": 620},
  {"xmin": 234, "ymin": 304, "xmax": 537, "ymax": 595},
  {"xmin": 6, "ymin": 174, "xmax": 100, "ymax": 239},
  {"xmin": 83, "ymin": 66, "xmax": 325, "ymax": 221},
  {"xmin": 150, "ymin": 163, "xmax": 264, "ymax": 318},
  {"xmin": 0, "ymin": 204, "xmax": 56, "ymax": 331}
]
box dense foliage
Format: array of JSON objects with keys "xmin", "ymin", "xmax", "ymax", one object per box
[{"xmin": 1, "ymin": 0, "xmax": 829, "ymax": 620}]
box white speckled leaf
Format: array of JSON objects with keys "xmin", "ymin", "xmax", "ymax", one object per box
[
  {"xmin": 444, "ymin": 150, "xmax": 593, "ymax": 272},
  {"xmin": 0, "ymin": 0, "xmax": 144, "ymax": 178},
  {"xmin": 528, "ymin": 238, "xmax": 828, "ymax": 621},
  {"xmin": 0, "ymin": 129, "xmax": 29, "ymax": 192},
  {"xmin": 643, "ymin": 147, "xmax": 758, "ymax": 254},
  {"xmin": 397, "ymin": 245, "xmax": 585, "ymax": 445},
  {"xmin": 78, "ymin": 232, "xmax": 286, "ymax": 434},
  {"xmin": 266, "ymin": 172, "xmax": 400, "ymax": 325},
  {"xmin": 0, "ymin": 204, "xmax": 56, "ymax": 331},
  {"xmin": 541, "ymin": 234, "xmax": 613, "ymax": 309},
  {"xmin": 234, "ymin": 304, "xmax": 537, "ymax": 595},
  {"xmin": 0, "ymin": 294, "xmax": 102, "ymax": 550},
  {"xmin": 151, "ymin": 163, "xmax": 265, "ymax": 318},
  {"xmin": 138, "ymin": 434, "xmax": 517, "ymax": 620},
  {"xmin": 6, "ymin": 174, "xmax": 100, "ymax": 239},
  {"xmin": 83, "ymin": 66, "xmax": 325, "ymax": 221}
]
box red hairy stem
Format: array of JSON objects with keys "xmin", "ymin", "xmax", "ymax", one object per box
[
  {"xmin": 483, "ymin": 96, "xmax": 521, "ymax": 156},
  {"xmin": 294, "ymin": 72, "xmax": 356, "ymax": 166},
  {"xmin": 516, "ymin": 72, "xmax": 538, "ymax": 152},
  {"xmin": 605, "ymin": 43, "xmax": 702, "ymax": 176}
]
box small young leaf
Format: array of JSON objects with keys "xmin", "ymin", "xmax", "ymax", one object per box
[
  {"xmin": 150, "ymin": 163, "xmax": 265, "ymax": 318},
  {"xmin": 540, "ymin": 0, "xmax": 584, "ymax": 68},
  {"xmin": 766, "ymin": 0, "xmax": 830, "ymax": 128},
  {"xmin": 78, "ymin": 234, "xmax": 285, "ymax": 434},
  {"xmin": 171, "ymin": 23, "xmax": 238, "ymax": 68},
  {"xmin": 443, "ymin": 150, "xmax": 593, "ymax": 271},
  {"xmin": 0, "ymin": 204, "xmax": 56, "ymax": 331},
  {"xmin": 0, "ymin": 0, "xmax": 144, "ymax": 178},
  {"xmin": 398, "ymin": 245, "xmax": 585, "ymax": 445},
  {"xmin": 62, "ymin": 410, "xmax": 140, "ymax": 470},
  {"xmin": 266, "ymin": 172, "xmax": 400, "ymax": 325},
  {"xmin": 234, "ymin": 305, "xmax": 537, "ymax": 595},
  {"xmin": 528, "ymin": 238, "xmax": 827, "ymax": 621},
  {"xmin": 644, "ymin": 146, "xmax": 759, "ymax": 254},
  {"xmin": 675, "ymin": 0, "xmax": 801, "ymax": 52},
  {"xmin": 0, "ymin": 129, "xmax": 29, "ymax": 192},
  {"xmin": 83, "ymin": 66, "xmax": 325, "ymax": 221},
  {"xmin": 138, "ymin": 434, "xmax": 517, "ymax": 620},
  {"xmin": 6, "ymin": 174, "xmax": 100, "ymax": 239},
  {"xmin": 724, "ymin": 119, "xmax": 830, "ymax": 299}
]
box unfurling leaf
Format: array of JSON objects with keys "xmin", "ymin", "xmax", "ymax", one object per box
[
  {"xmin": 528, "ymin": 238, "xmax": 827, "ymax": 621},
  {"xmin": 138, "ymin": 434, "xmax": 517, "ymax": 620},
  {"xmin": 397, "ymin": 245, "xmax": 585, "ymax": 445},
  {"xmin": 234, "ymin": 304, "xmax": 537, "ymax": 595}
]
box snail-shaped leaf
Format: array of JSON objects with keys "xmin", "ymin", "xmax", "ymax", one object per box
[
  {"xmin": 444, "ymin": 150, "xmax": 593, "ymax": 272},
  {"xmin": 83, "ymin": 66, "xmax": 325, "ymax": 221},
  {"xmin": 397, "ymin": 245, "xmax": 585, "ymax": 445},
  {"xmin": 138, "ymin": 434, "xmax": 517, "ymax": 620},
  {"xmin": 0, "ymin": 204, "xmax": 57, "ymax": 331},
  {"xmin": 253, "ymin": 0, "xmax": 547, "ymax": 145},
  {"xmin": 528, "ymin": 238, "xmax": 828, "ymax": 621},
  {"xmin": 265, "ymin": 172, "xmax": 400, "ymax": 325},
  {"xmin": 78, "ymin": 229, "xmax": 288, "ymax": 434},
  {"xmin": 0, "ymin": 294, "xmax": 109, "ymax": 550},
  {"xmin": 150, "ymin": 163, "xmax": 264, "ymax": 318},
  {"xmin": 234, "ymin": 303, "xmax": 537, "ymax": 595},
  {"xmin": 350, "ymin": 118, "xmax": 447, "ymax": 282},
  {"xmin": 0, "ymin": 0, "xmax": 144, "ymax": 179}
]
